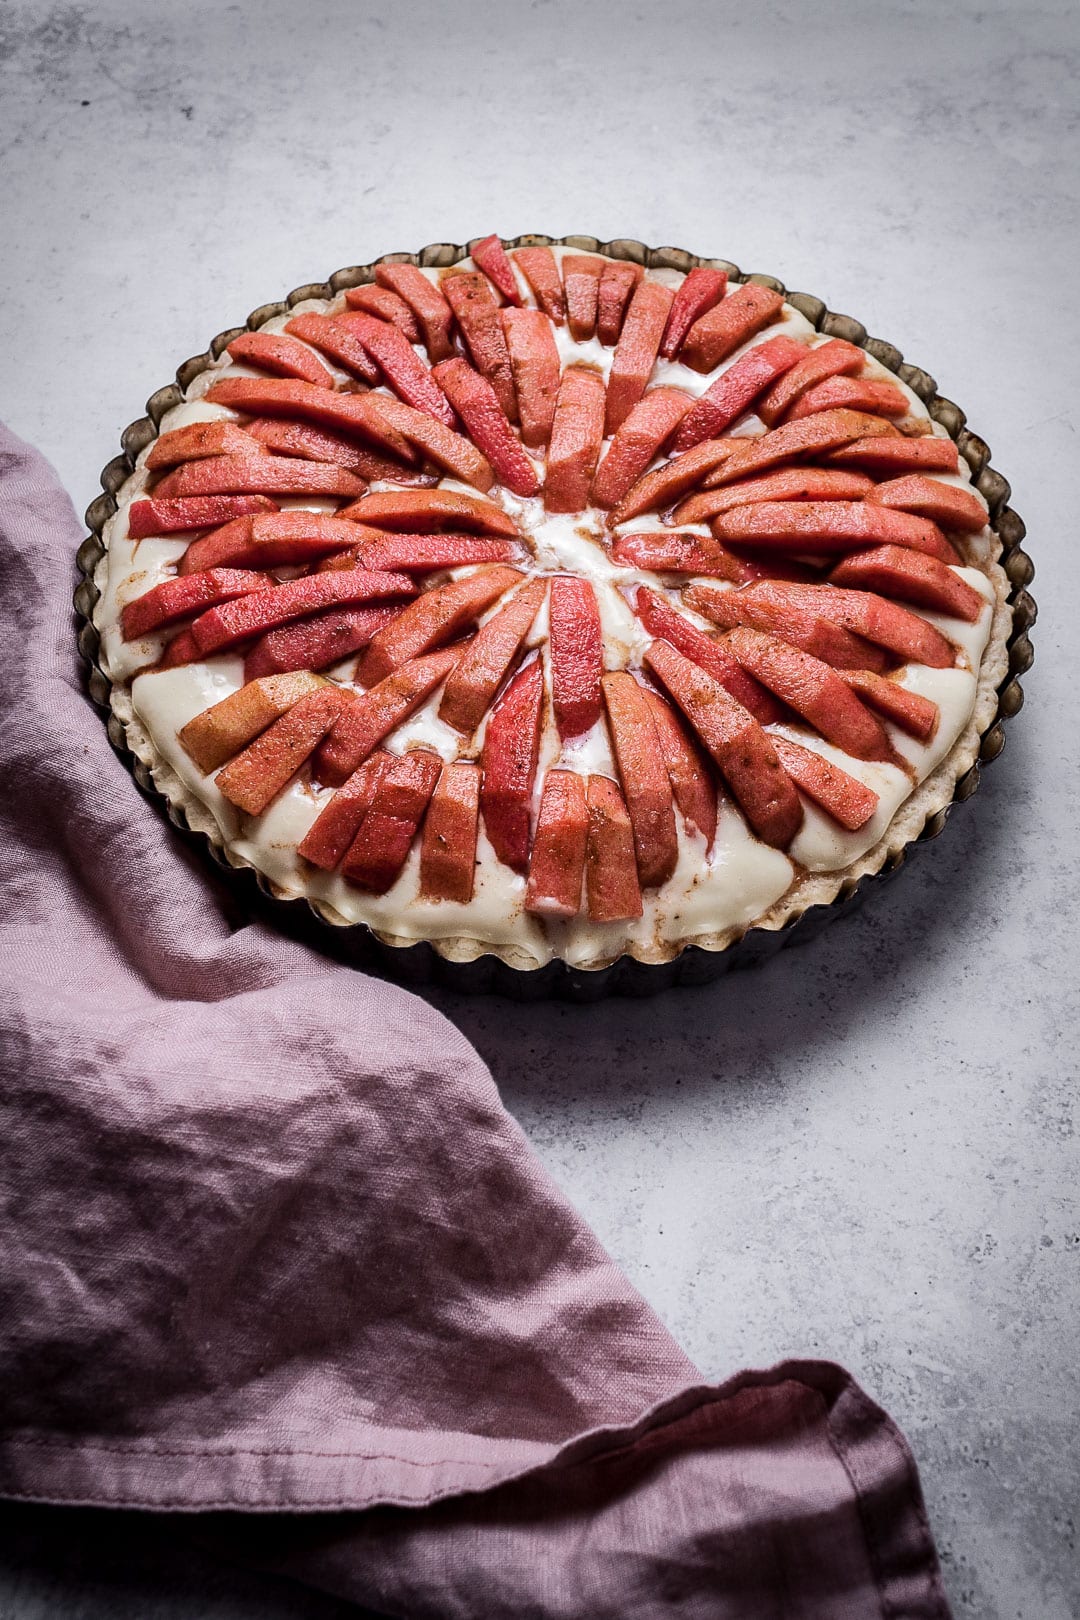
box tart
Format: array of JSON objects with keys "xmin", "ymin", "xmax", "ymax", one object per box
[{"xmin": 87, "ymin": 236, "xmax": 1018, "ymax": 977}]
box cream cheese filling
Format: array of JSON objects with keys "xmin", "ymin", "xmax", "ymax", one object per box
[{"xmin": 97, "ymin": 258, "xmax": 997, "ymax": 967}]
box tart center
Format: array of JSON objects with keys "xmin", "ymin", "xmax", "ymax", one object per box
[{"xmin": 520, "ymin": 502, "xmax": 609, "ymax": 576}]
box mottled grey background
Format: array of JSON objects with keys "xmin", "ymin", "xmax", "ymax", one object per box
[{"xmin": 1, "ymin": 0, "xmax": 1077, "ymax": 1615}]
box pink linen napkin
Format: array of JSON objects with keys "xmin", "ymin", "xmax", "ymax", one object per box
[{"xmin": 0, "ymin": 419, "xmax": 951, "ymax": 1617}]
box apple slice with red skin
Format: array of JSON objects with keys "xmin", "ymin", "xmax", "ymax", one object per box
[
  {"xmin": 352, "ymin": 532, "xmax": 517, "ymax": 572},
  {"xmin": 596, "ymin": 261, "xmax": 644, "ymax": 346},
  {"xmin": 628, "ymin": 585, "xmax": 782, "ymax": 724},
  {"xmin": 865, "ymin": 473, "xmax": 987, "ymax": 534},
  {"xmin": 179, "ymin": 512, "xmax": 361, "ymax": 575},
  {"xmin": 605, "ymin": 279, "xmax": 675, "ymax": 434},
  {"xmin": 723, "ymin": 626, "xmax": 893, "ymax": 761},
  {"xmin": 122, "ymin": 568, "xmax": 266, "ymax": 641},
  {"xmin": 752, "ymin": 500, "xmax": 960, "ymax": 563},
  {"xmin": 758, "ymin": 582, "xmax": 955, "ymax": 669},
  {"xmin": 700, "ymin": 409, "xmax": 900, "ymax": 491},
  {"xmin": 370, "ymin": 392, "xmax": 496, "ymax": 492},
  {"xmin": 600, "ymin": 671, "xmax": 678, "ymax": 888},
  {"xmin": 374, "ymin": 263, "xmax": 456, "ymax": 361},
  {"xmin": 327, "ymin": 317, "xmax": 450, "ymax": 424},
  {"xmin": 190, "ymin": 569, "xmax": 414, "ymax": 657},
  {"xmin": 549, "ymin": 576, "xmax": 604, "ymax": 740},
  {"xmin": 316, "ymin": 645, "xmax": 464, "ymax": 786},
  {"xmin": 681, "ymin": 284, "xmax": 785, "ymax": 373},
  {"xmin": 501, "ymin": 308, "xmax": 561, "ymax": 448},
  {"xmin": 153, "ymin": 455, "xmax": 365, "ymax": 501},
  {"xmin": 430, "ymin": 359, "xmax": 538, "ymax": 496},
  {"xmin": 673, "ymin": 467, "xmax": 874, "ymax": 524},
  {"xmin": 610, "ymin": 411, "xmax": 892, "ymax": 522},
  {"xmin": 346, "ymin": 532, "xmax": 514, "ymax": 573},
  {"xmin": 298, "ymin": 749, "xmax": 394, "ymax": 871},
  {"xmin": 822, "ymin": 435, "xmax": 960, "ymax": 476},
  {"xmin": 562, "ymin": 255, "xmax": 603, "ymax": 341},
  {"xmin": 178, "ymin": 671, "xmax": 324, "ymax": 772},
  {"xmin": 788, "ymin": 375, "xmax": 912, "ymax": 422},
  {"xmin": 438, "ymin": 577, "xmax": 547, "ymax": 734},
  {"xmin": 660, "ymin": 267, "xmax": 728, "ymax": 360},
  {"xmin": 357, "ymin": 565, "xmax": 521, "ymax": 686},
  {"xmin": 419, "ymin": 760, "xmax": 481, "ymax": 903},
  {"xmin": 216, "ymin": 684, "xmax": 354, "ymax": 815},
  {"xmin": 343, "ymin": 284, "xmax": 422, "ymax": 343},
  {"xmin": 225, "ymin": 331, "xmax": 336, "ymax": 388},
  {"xmin": 584, "ymin": 776, "xmax": 643, "ymax": 922},
  {"xmin": 127, "ymin": 494, "xmax": 277, "ymax": 539},
  {"xmin": 441, "ymin": 272, "xmax": 519, "ymax": 421},
  {"xmin": 340, "ymin": 747, "xmax": 443, "ymax": 893},
  {"xmin": 756, "ymin": 338, "xmax": 865, "ymax": 426},
  {"xmin": 525, "ymin": 770, "xmax": 589, "ymax": 919},
  {"xmin": 145, "ymin": 421, "xmax": 266, "ymax": 471},
  {"xmin": 606, "ymin": 437, "xmax": 740, "ymax": 527},
  {"xmin": 827, "ymin": 544, "xmax": 985, "ymax": 622},
  {"xmin": 671, "ymin": 336, "xmax": 808, "ymax": 452},
  {"xmin": 204, "ymin": 377, "xmax": 417, "ymax": 462},
  {"xmin": 332, "ymin": 310, "xmax": 457, "ymax": 427},
  {"xmin": 590, "ymin": 387, "xmax": 693, "ymax": 510},
  {"xmin": 840, "ymin": 670, "xmax": 940, "ymax": 742},
  {"xmin": 243, "ymin": 418, "xmax": 436, "ymax": 485},
  {"xmin": 341, "ymin": 489, "xmax": 517, "ymax": 536},
  {"xmin": 770, "ymin": 735, "xmax": 879, "ymax": 831},
  {"xmin": 683, "ymin": 581, "xmax": 889, "ymax": 672},
  {"xmin": 340, "ymin": 519, "xmax": 517, "ymax": 576},
  {"xmin": 511, "ymin": 247, "xmax": 565, "ymax": 322},
  {"xmin": 244, "ymin": 604, "xmax": 400, "ymax": 680},
  {"xmin": 471, "ymin": 235, "xmax": 522, "ymax": 305},
  {"xmin": 711, "ymin": 501, "xmax": 959, "ymax": 562},
  {"xmin": 481, "ymin": 655, "xmax": 544, "ymax": 873},
  {"xmin": 545, "ymin": 367, "xmax": 606, "ymax": 514},
  {"xmin": 158, "ymin": 628, "xmax": 200, "ymax": 669},
  {"xmin": 344, "ymin": 502, "xmax": 492, "ymax": 615},
  {"xmin": 642, "ymin": 687, "xmax": 717, "ymax": 847},
  {"xmin": 283, "ymin": 313, "xmax": 379, "ymax": 384},
  {"xmin": 703, "ymin": 548, "xmax": 822, "ymax": 586},
  {"xmin": 611, "ymin": 531, "xmax": 748, "ymax": 580},
  {"xmin": 336, "ymin": 307, "xmax": 414, "ymax": 345},
  {"xmin": 643, "ymin": 639, "xmax": 803, "ymax": 849},
  {"xmin": 312, "ymin": 542, "xmax": 377, "ymax": 574}
]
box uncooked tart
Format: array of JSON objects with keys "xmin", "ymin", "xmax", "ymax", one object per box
[{"xmin": 90, "ymin": 235, "xmax": 1013, "ymax": 973}]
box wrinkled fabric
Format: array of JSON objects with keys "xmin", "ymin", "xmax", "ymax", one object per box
[{"xmin": 0, "ymin": 421, "xmax": 951, "ymax": 1617}]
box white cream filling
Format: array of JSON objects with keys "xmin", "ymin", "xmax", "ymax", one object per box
[{"xmin": 100, "ymin": 258, "xmax": 997, "ymax": 966}]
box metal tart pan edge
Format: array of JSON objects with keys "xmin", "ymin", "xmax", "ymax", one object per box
[{"xmin": 74, "ymin": 236, "xmax": 1036, "ymax": 1002}]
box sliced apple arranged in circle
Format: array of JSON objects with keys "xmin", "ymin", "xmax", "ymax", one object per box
[{"xmin": 112, "ymin": 236, "xmax": 994, "ymax": 937}]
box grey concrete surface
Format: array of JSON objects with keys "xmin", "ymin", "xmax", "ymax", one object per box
[{"xmin": 1, "ymin": 0, "xmax": 1077, "ymax": 1615}]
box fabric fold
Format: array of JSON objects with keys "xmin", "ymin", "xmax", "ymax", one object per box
[{"xmin": 0, "ymin": 421, "xmax": 950, "ymax": 1616}]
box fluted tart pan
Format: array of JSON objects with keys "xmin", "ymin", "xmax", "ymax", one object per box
[{"xmin": 74, "ymin": 236, "xmax": 1035, "ymax": 1000}]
